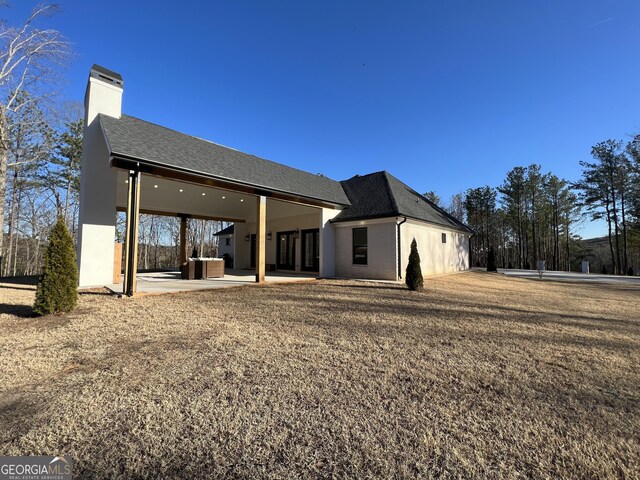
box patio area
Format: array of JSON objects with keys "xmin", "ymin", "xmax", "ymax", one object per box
[{"xmin": 105, "ymin": 269, "xmax": 317, "ymax": 295}]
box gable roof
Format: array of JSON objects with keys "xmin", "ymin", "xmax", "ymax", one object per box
[
  {"xmin": 214, "ymin": 225, "xmax": 234, "ymax": 236},
  {"xmin": 333, "ymin": 171, "xmax": 472, "ymax": 233},
  {"xmin": 99, "ymin": 114, "xmax": 350, "ymax": 206}
]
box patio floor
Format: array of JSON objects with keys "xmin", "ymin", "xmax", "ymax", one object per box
[{"xmin": 105, "ymin": 269, "xmax": 317, "ymax": 295}]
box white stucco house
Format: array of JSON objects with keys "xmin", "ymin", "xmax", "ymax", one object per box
[
  {"xmin": 214, "ymin": 225, "xmax": 234, "ymax": 260},
  {"xmin": 77, "ymin": 65, "xmax": 472, "ymax": 294}
]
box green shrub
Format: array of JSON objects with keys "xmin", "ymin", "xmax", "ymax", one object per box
[
  {"xmin": 34, "ymin": 217, "xmax": 79, "ymax": 315},
  {"xmin": 487, "ymin": 247, "xmax": 498, "ymax": 272},
  {"xmin": 405, "ymin": 238, "xmax": 424, "ymax": 291}
]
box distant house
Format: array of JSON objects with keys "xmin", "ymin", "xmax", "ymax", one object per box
[
  {"xmin": 77, "ymin": 65, "xmax": 472, "ymax": 293},
  {"xmin": 214, "ymin": 225, "xmax": 234, "ymax": 260}
]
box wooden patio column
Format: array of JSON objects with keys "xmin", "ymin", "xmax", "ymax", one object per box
[
  {"xmin": 123, "ymin": 169, "xmax": 141, "ymax": 296},
  {"xmin": 256, "ymin": 195, "xmax": 266, "ymax": 283},
  {"xmin": 179, "ymin": 215, "xmax": 188, "ymax": 265}
]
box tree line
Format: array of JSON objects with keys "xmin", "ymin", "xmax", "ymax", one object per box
[
  {"xmin": 575, "ymin": 138, "xmax": 640, "ymax": 275},
  {"xmin": 433, "ymin": 134, "xmax": 640, "ymax": 274}
]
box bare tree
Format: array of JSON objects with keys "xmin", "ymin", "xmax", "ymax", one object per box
[
  {"xmin": 0, "ymin": 2, "xmax": 68, "ymax": 269},
  {"xmin": 3, "ymin": 90, "xmax": 49, "ymax": 275}
]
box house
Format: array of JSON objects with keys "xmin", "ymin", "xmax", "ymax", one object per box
[
  {"xmin": 214, "ymin": 225, "xmax": 235, "ymax": 259},
  {"xmin": 77, "ymin": 65, "xmax": 471, "ymax": 294}
]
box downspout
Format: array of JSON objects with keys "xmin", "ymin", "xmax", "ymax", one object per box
[{"xmin": 396, "ymin": 216, "xmax": 407, "ymax": 280}]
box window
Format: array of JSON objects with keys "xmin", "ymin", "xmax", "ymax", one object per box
[
  {"xmin": 442, "ymin": 233, "xmax": 447, "ymax": 244},
  {"xmin": 353, "ymin": 227, "xmax": 368, "ymax": 265},
  {"xmin": 225, "ymin": 238, "xmax": 230, "ymax": 246}
]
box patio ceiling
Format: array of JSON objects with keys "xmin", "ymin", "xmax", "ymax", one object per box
[{"xmin": 115, "ymin": 170, "xmax": 320, "ymax": 222}]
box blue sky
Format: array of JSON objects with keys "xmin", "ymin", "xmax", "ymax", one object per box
[{"xmin": 7, "ymin": 1, "xmax": 640, "ymax": 237}]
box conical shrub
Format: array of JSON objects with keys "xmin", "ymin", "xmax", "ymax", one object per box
[
  {"xmin": 405, "ymin": 238, "xmax": 424, "ymax": 291},
  {"xmin": 34, "ymin": 217, "xmax": 78, "ymax": 315},
  {"xmin": 487, "ymin": 247, "xmax": 498, "ymax": 272}
]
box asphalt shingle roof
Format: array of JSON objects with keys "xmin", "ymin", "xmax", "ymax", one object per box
[
  {"xmin": 213, "ymin": 225, "xmax": 234, "ymax": 236},
  {"xmin": 99, "ymin": 115, "xmax": 468, "ymax": 232},
  {"xmin": 99, "ymin": 114, "xmax": 350, "ymax": 206},
  {"xmin": 334, "ymin": 171, "xmax": 472, "ymax": 233}
]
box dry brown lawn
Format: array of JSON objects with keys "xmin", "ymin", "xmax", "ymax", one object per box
[{"xmin": 1, "ymin": 272, "xmax": 638, "ymax": 479}]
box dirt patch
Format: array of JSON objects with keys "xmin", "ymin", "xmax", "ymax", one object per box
[{"xmin": 0, "ymin": 272, "xmax": 638, "ymax": 478}]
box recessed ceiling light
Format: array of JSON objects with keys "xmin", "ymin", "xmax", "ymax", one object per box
[
  {"xmin": 222, "ymin": 196, "xmax": 226, "ymax": 199},
  {"xmin": 125, "ymin": 180, "xmax": 128, "ymax": 184},
  {"xmin": 202, "ymin": 192, "xmax": 206, "ymax": 196},
  {"xmin": 179, "ymin": 189, "xmax": 183, "ymax": 192},
  {"xmin": 154, "ymin": 184, "xmax": 158, "ymax": 188},
  {"xmin": 240, "ymin": 199, "xmax": 244, "ymax": 202}
]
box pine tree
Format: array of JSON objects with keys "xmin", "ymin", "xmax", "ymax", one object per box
[
  {"xmin": 33, "ymin": 217, "xmax": 78, "ymax": 315},
  {"xmin": 487, "ymin": 246, "xmax": 498, "ymax": 272},
  {"xmin": 405, "ymin": 238, "xmax": 424, "ymax": 291}
]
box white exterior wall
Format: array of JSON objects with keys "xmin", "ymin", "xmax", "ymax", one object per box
[
  {"xmin": 236, "ymin": 212, "xmax": 320, "ymax": 271},
  {"xmin": 217, "ymin": 234, "xmax": 234, "ymax": 258},
  {"xmin": 332, "ymin": 217, "xmax": 470, "ymax": 281},
  {"xmin": 77, "ymin": 72, "xmax": 122, "ymax": 287},
  {"xmin": 319, "ymin": 207, "xmax": 340, "ymax": 277},
  {"xmin": 77, "ymin": 120, "xmax": 118, "ymax": 287},
  {"xmin": 84, "ymin": 77, "xmax": 122, "ymax": 126},
  {"xmin": 334, "ymin": 218, "xmax": 398, "ymax": 280},
  {"xmin": 233, "ymin": 222, "xmax": 248, "ymax": 268},
  {"xmin": 400, "ymin": 219, "xmax": 469, "ymax": 276}
]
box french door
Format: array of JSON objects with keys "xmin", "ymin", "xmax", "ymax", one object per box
[
  {"xmin": 301, "ymin": 229, "xmax": 319, "ymax": 272},
  {"xmin": 276, "ymin": 231, "xmax": 296, "ymax": 270}
]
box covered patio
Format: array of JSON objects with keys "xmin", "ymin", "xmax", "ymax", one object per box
[
  {"xmin": 77, "ymin": 66, "xmax": 349, "ymax": 295},
  {"xmin": 111, "ymin": 168, "xmax": 337, "ymax": 296}
]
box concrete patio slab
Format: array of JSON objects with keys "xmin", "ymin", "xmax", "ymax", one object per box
[{"xmin": 105, "ymin": 269, "xmax": 317, "ymax": 295}]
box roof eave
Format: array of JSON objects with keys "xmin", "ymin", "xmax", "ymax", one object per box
[
  {"xmin": 332, "ymin": 211, "xmax": 473, "ymax": 234},
  {"xmin": 330, "ymin": 212, "xmax": 400, "ymax": 223},
  {"xmin": 109, "ymin": 152, "xmax": 351, "ymax": 209}
]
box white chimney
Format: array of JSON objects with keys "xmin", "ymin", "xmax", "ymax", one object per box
[
  {"xmin": 77, "ymin": 64, "xmax": 123, "ymax": 288},
  {"xmin": 84, "ymin": 64, "xmax": 123, "ymax": 127}
]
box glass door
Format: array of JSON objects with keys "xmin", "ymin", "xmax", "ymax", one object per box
[
  {"xmin": 250, "ymin": 234, "xmax": 256, "ymax": 268},
  {"xmin": 301, "ymin": 229, "xmax": 319, "ymax": 272},
  {"xmin": 276, "ymin": 231, "xmax": 296, "ymax": 270}
]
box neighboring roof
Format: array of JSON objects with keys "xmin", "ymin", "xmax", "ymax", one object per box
[
  {"xmin": 99, "ymin": 114, "xmax": 350, "ymax": 206},
  {"xmin": 333, "ymin": 171, "xmax": 472, "ymax": 233},
  {"xmin": 214, "ymin": 225, "xmax": 234, "ymax": 236}
]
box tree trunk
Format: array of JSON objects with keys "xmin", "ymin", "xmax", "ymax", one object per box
[
  {"xmin": 0, "ymin": 114, "xmax": 7, "ymax": 271},
  {"xmin": 11, "ymin": 184, "xmax": 23, "ymax": 276},
  {"xmin": 4, "ymin": 167, "xmax": 19, "ymax": 276},
  {"xmin": 199, "ymin": 220, "xmax": 206, "ymax": 257},
  {"xmin": 531, "ymin": 193, "xmax": 537, "ymax": 266},
  {"xmin": 620, "ymin": 189, "xmax": 628, "ymax": 274},
  {"xmin": 565, "ymin": 222, "xmax": 570, "ymax": 271},
  {"xmin": 63, "ymin": 180, "xmax": 71, "ymax": 225},
  {"xmin": 605, "ymin": 205, "xmax": 615, "ymax": 274}
]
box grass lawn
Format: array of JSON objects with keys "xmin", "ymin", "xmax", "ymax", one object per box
[{"xmin": 1, "ymin": 272, "xmax": 638, "ymax": 478}]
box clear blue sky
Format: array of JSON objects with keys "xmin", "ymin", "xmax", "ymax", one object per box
[{"xmin": 7, "ymin": 1, "xmax": 640, "ymax": 237}]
